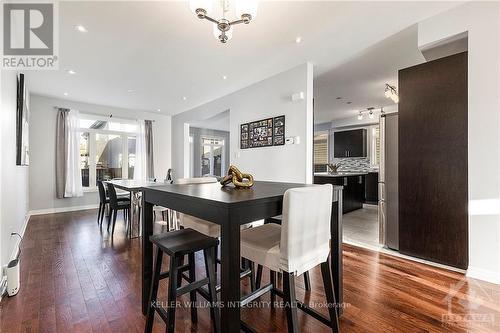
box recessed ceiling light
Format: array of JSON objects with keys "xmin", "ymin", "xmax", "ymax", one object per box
[
  {"xmin": 67, "ymin": 69, "xmax": 76, "ymax": 75},
  {"xmin": 75, "ymin": 25, "xmax": 87, "ymax": 33},
  {"xmin": 295, "ymin": 36, "xmax": 302, "ymax": 44},
  {"xmin": 346, "ymin": 101, "xmax": 352, "ymax": 104},
  {"xmin": 127, "ymin": 89, "xmax": 134, "ymax": 93},
  {"xmin": 157, "ymin": 108, "xmax": 161, "ymax": 112},
  {"xmin": 63, "ymin": 92, "xmax": 68, "ymax": 96},
  {"xmin": 222, "ymin": 75, "xmax": 227, "ymax": 80},
  {"xmin": 182, "ymin": 96, "xmax": 187, "ymax": 101}
]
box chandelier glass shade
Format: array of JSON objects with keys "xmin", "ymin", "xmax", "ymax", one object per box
[{"xmin": 189, "ymin": 0, "xmax": 258, "ymax": 43}]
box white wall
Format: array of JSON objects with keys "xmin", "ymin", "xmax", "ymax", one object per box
[
  {"xmin": 418, "ymin": 2, "xmax": 500, "ymax": 284},
  {"xmin": 171, "ymin": 63, "xmax": 314, "ymax": 184},
  {"xmin": 28, "ymin": 94, "xmax": 172, "ymax": 213},
  {"xmin": 0, "ymin": 71, "xmax": 30, "ymax": 277}
]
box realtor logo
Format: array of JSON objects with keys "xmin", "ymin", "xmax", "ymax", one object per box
[{"xmin": 1, "ymin": 1, "xmax": 58, "ymax": 69}]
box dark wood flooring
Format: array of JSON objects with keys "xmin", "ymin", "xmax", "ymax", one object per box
[{"xmin": 1, "ymin": 209, "xmax": 499, "ymax": 332}]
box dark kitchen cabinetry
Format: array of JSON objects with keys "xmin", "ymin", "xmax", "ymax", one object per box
[
  {"xmin": 314, "ymin": 175, "xmax": 364, "ymax": 214},
  {"xmin": 333, "ymin": 129, "xmax": 367, "ymax": 158},
  {"xmin": 365, "ymin": 172, "xmax": 379, "ymax": 204}
]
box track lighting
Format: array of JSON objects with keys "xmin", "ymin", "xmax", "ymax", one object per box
[{"xmin": 356, "ymin": 107, "xmax": 380, "ymax": 120}]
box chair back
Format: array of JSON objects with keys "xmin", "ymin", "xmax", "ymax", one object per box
[
  {"xmin": 175, "ymin": 177, "xmax": 217, "ymax": 185},
  {"xmin": 97, "ymin": 181, "xmax": 107, "ymax": 204},
  {"xmin": 280, "ymin": 184, "xmax": 333, "ymax": 276},
  {"xmin": 106, "ymin": 183, "xmax": 119, "ymax": 209}
]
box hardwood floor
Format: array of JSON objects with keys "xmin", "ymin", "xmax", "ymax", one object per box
[{"xmin": 1, "ymin": 209, "xmax": 499, "ymax": 332}]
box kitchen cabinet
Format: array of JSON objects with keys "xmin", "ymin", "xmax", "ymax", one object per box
[
  {"xmin": 314, "ymin": 175, "xmax": 364, "ymax": 214},
  {"xmin": 333, "ymin": 129, "xmax": 367, "ymax": 158},
  {"xmin": 364, "ymin": 172, "xmax": 379, "ymax": 204}
]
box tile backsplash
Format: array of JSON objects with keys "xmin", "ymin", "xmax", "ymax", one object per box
[{"xmin": 333, "ymin": 157, "xmax": 376, "ymax": 172}]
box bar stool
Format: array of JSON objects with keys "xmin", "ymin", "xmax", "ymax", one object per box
[
  {"xmin": 176, "ymin": 177, "xmax": 256, "ymax": 290},
  {"xmin": 176, "ymin": 177, "xmax": 222, "ymax": 238},
  {"xmin": 145, "ymin": 228, "xmax": 220, "ymax": 333},
  {"xmin": 255, "ymin": 216, "xmax": 312, "ymax": 292},
  {"xmin": 240, "ymin": 184, "xmax": 340, "ymax": 333}
]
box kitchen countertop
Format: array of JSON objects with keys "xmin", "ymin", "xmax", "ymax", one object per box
[{"xmin": 314, "ymin": 171, "xmax": 377, "ymax": 177}]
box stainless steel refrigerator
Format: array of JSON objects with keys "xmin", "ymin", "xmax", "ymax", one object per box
[{"xmin": 379, "ymin": 113, "xmax": 399, "ymax": 250}]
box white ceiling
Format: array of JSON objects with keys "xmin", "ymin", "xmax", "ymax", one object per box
[
  {"xmin": 313, "ymin": 25, "xmax": 425, "ymax": 124},
  {"xmin": 26, "ymin": 1, "xmax": 462, "ymax": 116},
  {"xmin": 189, "ymin": 110, "xmax": 230, "ymax": 131}
]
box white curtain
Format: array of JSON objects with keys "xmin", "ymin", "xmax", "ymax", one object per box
[
  {"xmin": 64, "ymin": 110, "xmax": 83, "ymax": 197},
  {"xmin": 134, "ymin": 120, "xmax": 147, "ymax": 181}
]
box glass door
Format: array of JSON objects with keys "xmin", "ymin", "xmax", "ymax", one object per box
[{"xmin": 201, "ymin": 137, "xmax": 225, "ymax": 177}]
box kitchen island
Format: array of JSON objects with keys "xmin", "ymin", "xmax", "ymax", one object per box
[{"xmin": 314, "ymin": 171, "xmax": 378, "ymax": 213}]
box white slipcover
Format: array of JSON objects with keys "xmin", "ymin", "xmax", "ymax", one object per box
[{"xmin": 241, "ymin": 184, "xmax": 333, "ymax": 276}]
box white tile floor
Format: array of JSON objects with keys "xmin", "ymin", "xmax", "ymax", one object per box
[{"xmin": 342, "ymin": 205, "xmax": 382, "ymax": 249}]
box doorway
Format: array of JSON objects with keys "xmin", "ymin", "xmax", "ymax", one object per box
[
  {"xmin": 201, "ymin": 137, "xmax": 225, "ymax": 177},
  {"xmin": 187, "ymin": 110, "xmax": 230, "ymax": 178}
]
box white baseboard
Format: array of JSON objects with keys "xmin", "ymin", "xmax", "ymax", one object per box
[
  {"xmin": 29, "ymin": 204, "xmax": 99, "ymax": 216},
  {"xmin": 467, "ymin": 266, "xmax": 500, "ymax": 285}
]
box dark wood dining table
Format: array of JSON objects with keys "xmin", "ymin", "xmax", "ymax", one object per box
[{"xmin": 140, "ymin": 181, "xmax": 343, "ymax": 333}]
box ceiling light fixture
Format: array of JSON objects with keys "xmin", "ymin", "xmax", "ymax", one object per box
[
  {"xmin": 157, "ymin": 108, "xmax": 161, "ymax": 112},
  {"xmin": 63, "ymin": 92, "xmax": 68, "ymax": 96},
  {"xmin": 182, "ymin": 96, "xmax": 187, "ymax": 101},
  {"xmin": 75, "ymin": 25, "xmax": 87, "ymax": 32},
  {"xmin": 384, "ymin": 83, "xmax": 399, "ymax": 104},
  {"xmin": 356, "ymin": 107, "xmax": 381, "ymax": 120},
  {"xmin": 189, "ymin": 0, "xmax": 258, "ymax": 43},
  {"xmin": 67, "ymin": 69, "xmax": 76, "ymax": 75},
  {"xmin": 295, "ymin": 36, "xmax": 302, "ymax": 44},
  {"xmin": 127, "ymin": 89, "xmax": 134, "ymax": 93},
  {"xmin": 222, "ymin": 75, "xmax": 227, "ymax": 80}
]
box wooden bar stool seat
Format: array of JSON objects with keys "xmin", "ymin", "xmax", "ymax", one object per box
[{"xmin": 145, "ymin": 228, "xmax": 220, "ymax": 333}]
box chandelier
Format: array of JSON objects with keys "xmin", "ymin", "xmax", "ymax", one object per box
[{"xmin": 189, "ymin": 0, "xmax": 258, "ymax": 43}]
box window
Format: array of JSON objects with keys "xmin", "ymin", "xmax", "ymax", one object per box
[
  {"xmin": 80, "ymin": 132, "xmax": 90, "ymax": 187},
  {"xmin": 370, "ymin": 126, "xmax": 381, "ymax": 166},
  {"xmin": 314, "ymin": 133, "xmax": 328, "ymax": 172},
  {"xmin": 128, "ymin": 136, "xmax": 136, "ymax": 179},
  {"xmin": 96, "ymin": 133, "xmax": 123, "ymax": 181},
  {"xmin": 78, "ymin": 115, "xmax": 138, "ymax": 189}
]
